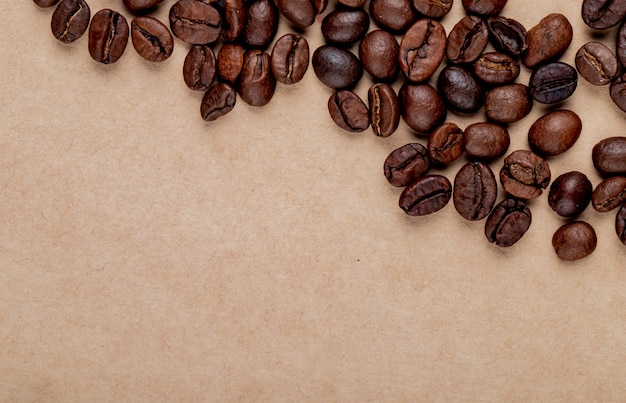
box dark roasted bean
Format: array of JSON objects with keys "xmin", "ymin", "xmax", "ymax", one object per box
[
  {"xmin": 486, "ymin": 16, "xmax": 528, "ymax": 57},
  {"xmin": 472, "ymin": 52, "xmax": 520, "ymax": 85},
  {"xmin": 338, "ymin": 0, "xmax": 367, "ymax": 6},
  {"xmin": 369, "ymin": 0, "xmax": 417, "ymax": 33},
  {"xmin": 485, "ymin": 198, "xmax": 532, "ymax": 247},
  {"xmin": 321, "ymin": 8, "xmax": 369, "ymax": 46},
  {"xmin": 368, "ymin": 83, "xmax": 400, "ymax": 137},
  {"xmin": 485, "ymin": 84, "xmax": 532, "ymax": 123},
  {"xmin": 384, "ymin": 143, "xmax": 430, "ymax": 187},
  {"xmin": 271, "ymin": 33, "xmax": 309, "ymax": 85},
  {"xmin": 312, "ymin": 45, "xmax": 363, "ymax": 90},
  {"xmin": 88, "ymin": 9, "xmax": 129, "ymax": 64},
  {"xmin": 463, "ymin": 122, "xmax": 509, "ymax": 160},
  {"xmin": 528, "ymin": 110, "xmax": 582, "ymax": 157},
  {"xmin": 617, "ymin": 21, "xmax": 626, "ymax": 66},
  {"xmin": 328, "ymin": 90, "xmax": 370, "ymax": 133},
  {"xmin": 610, "ymin": 73, "xmax": 626, "ymax": 112},
  {"xmin": 548, "ymin": 171, "xmax": 592, "ymax": 218},
  {"xmin": 427, "ymin": 123, "xmax": 464, "ymax": 166},
  {"xmin": 275, "ymin": 0, "xmax": 317, "ymax": 30},
  {"xmin": 462, "ymin": 0, "xmax": 507, "ymax": 16},
  {"xmin": 217, "ymin": 42, "xmax": 244, "ymax": 86},
  {"xmin": 399, "ymin": 19, "xmax": 447, "ymax": 83},
  {"xmin": 359, "ymin": 30, "xmax": 399, "ymax": 82},
  {"xmin": 399, "ymin": 83, "xmax": 447, "ymax": 135},
  {"xmin": 411, "ymin": 0, "xmax": 453, "ymax": 18},
  {"xmin": 575, "ymin": 42, "xmax": 619, "ymax": 85},
  {"xmin": 123, "ymin": 0, "xmax": 164, "ymax": 13},
  {"xmin": 241, "ymin": 0, "xmax": 278, "ymax": 49},
  {"xmin": 446, "ymin": 16, "xmax": 489, "ymax": 64},
  {"xmin": 438, "ymin": 65, "xmax": 484, "ymax": 114},
  {"xmin": 131, "ymin": 16, "xmax": 173, "ymax": 62},
  {"xmin": 221, "ymin": 0, "xmax": 246, "ymax": 41},
  {"xmin": 453, "ymin": 162, "xmax": 497, "ymax": 221},
  {"xmin": 616, "ymin": 203, "xmax": 626, "ymax": 244},
  {"xmin": 522, "ymin": 13, "xmax": 572, "ymax": 69},
  {"xmin": 529, "ymin": 62, "xmax": 578, "ymax": 104},
  {"xmin": 552, "ymin": 221, "xmax": 597, "ymax": 261},
  {"xmin": 591, "ymin": 176, "xmax": 626, "ymax": 212},
  {"xmin": 201, "ymin": 82, "xmax": 236, "ymax": 121},
  {"xmin": 237, "ymin": 49, "xmax": 276, "ymax": 106},
  {"xmin": 34, "ymin": 0, "xmax": 60, "ymax": 8},
  {"xmin": 593, "ymin": 137, "xmax": 626, "ymax": 176},
  {"xmin": 399, "ymin": 175, "xmax": 452, "ymax": 216},
  {"xmin": 51, "ymin": 0, "xmax": 90, "ymax": 43},
  {"xmin": 500, "ymin": 150, "xmax": 551, "ymax": 200},
  {"xmin": 184, "ymin": 45, "xmax": 216, "ymax": 91},
  {"xmin": 582, "ymin": 0, "xmax": 626, "ymax": 30},
  {"xmin": 169, "ymin": 0, "xmax": 221, "ymax": 45}
]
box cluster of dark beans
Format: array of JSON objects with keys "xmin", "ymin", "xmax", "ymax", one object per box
[{"xmin": 36, "ymin": 0, "xmax": 317, "ymax": 121}]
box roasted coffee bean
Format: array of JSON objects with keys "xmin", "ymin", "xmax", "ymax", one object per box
[
  {"xmin": 427, "ymin": 123, "xmax": 464, "ymax": 166},
  {"xmin": 369, "ymin": 0, "xmax": 417, "ymax": 33},
  {"xmin": 275, "ymin": 0, "xmax": 318, "ymax": 30},
  {"xmin": 221, "ymin": 0, "xmax": 246, "ymax": 41},
  {"xmin": 453, "ymin": 162, "xmax": 497, "ymax": 221},
  {"xmin": 34, "ymin": 0, "xmax": 60, "ymax": 8},
  {"xmin": 438, "ymin": 65, "xmax": 484, "ymax": 114},
  {"xmin": 446, "ymin": 16, "xmax": 489, "ymax": 64},
  {"xmin": 575, "ymin": 42, "xmax": 619, "ymax": 86},
  {"xmin": 328, "ymin": 90, "xmax": 370, "ymax": 133},
  {"xmin": 241, "ymin": 0, "xmax": 278, "ymax": 49},
  {"xmin": 528, "ymin": 110, "xmax": 582, "ymax": 157},
  {"xmin": 369, "ymin": 83, "xmax": 400, "ymax": 137},
  {"xmin": 201, "ymin": 82, "xmax": 236, "ymax": 121},
  {"xmin": 529, "ymin": 62, "xmax": 578, "ymax": 104},
  {"xmin": 169, "ymin": 0, "xmax": 221, "ymax": 45},
  {"xmin": 485, "ymin": 84, "xmax": 532, "ymax": 123},
  {"xmin": 399, "ymin": 175, "xmax": 452, "ymax": 216},
  {"xmin": 321, "ymin": 8, "xmax": 369, "ymax": 46},
  {"xmin": 500, "ymin": 150, "xmax": 551, "ymax": 200},
  {"xmin": 616, "ymin": 203, "xmax": 626, "ymax": 244},
  {"xmin": 548, "ymin": 171, "xmax": 592, "ymax": 218},
  {"xmin": 130, "ymin": 16, "xmax": 173, "ymax": 62},
  {"xmin": 312, "ymin": 45, "xmax": 363, "ymax": 90},
  {"xmin": 51, "ymin": 0, "xmax": 90, "ymax": 43},
  {"xmin": 462, "ymin": 0, "xmax": 507, "ymax": 16},
  {"xmin": 338, "ymin": 0, "xmax": 367, "ymax": 7},
  {"xmin": 237, "ymin": 49, "xmax": 276, "ymax": 106},
  {"xmin": 486, "ymin": 16, "xmax": 528, "ymax": 57},
  {"xmin": 522, "ymin": 13, "xmax": 572, "ymax": 69},
  {"xmin": 582, "ymin": 0, "xmax": 626, "ymax": 30},
  {"xmin": 399, "ymin": 83, "xmax": 447, "ymax": 135},
  {"xmin": 217, "ymin": 42, "xmax": 244, "ymax": 86},
  {"xmin": 399, "ymin": 19, "xmax": 447, "ymax": 83},
  {"xmin": 463, "ymin": 122, "xmax": 509, "ymax": 160},
  {"xmin": 384, "ymin": 143, "xmax": 430, "ymax": 187},
  {"xmin": 184, "ymin": 45, "xmax": 216, "ymax": 91},
  {"xmin": 472, "ymin": 52, "xmax": 520, "ymax": 85},
  {"xmin": 593, "ymin": 137, "xmax": 626, "ymax": 176},
  {"xmin": 592, "ymin": 176, "xmax": 626, "ymax": 212},
  {"xmin": 617, "ymin": 21, "xmax": 626, "ymax": 67},
  {"xmin": 552, "ymin": 221, "xmax": 597, "ymax": 261},
  {"xmin": 359, "ymin": 30, "xmax": 399, "ymax": 82},
  {"xmin": 88, "ymin": 9, "xmax": 129, "ymax": 64},
  {"xmin": 610, "ymin": 73, "xmax": 626, "ymax": 112},
  {"xmin": 123, "ymin": 0, "xmax": 163, "ymax": 13},
  {"xmin": 484, "ymin": 198, "xmax": 532, "ymax": 247},
  {"xmin": 271, "ymin": 34, "xmax": 309, "ymax": 85},
  {"xmin": 411, "ymin": 0, "xmax": 453, "ymax": 18}
]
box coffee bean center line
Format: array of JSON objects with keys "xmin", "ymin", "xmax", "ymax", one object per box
[{"xmin": 60, "ymin": 3, "xmax": 84, "ymax": 41}]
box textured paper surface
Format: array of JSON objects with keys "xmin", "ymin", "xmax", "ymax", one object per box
[{"xmin": 2, "ymin": 1, "xmax": 626, "ymax": 401}]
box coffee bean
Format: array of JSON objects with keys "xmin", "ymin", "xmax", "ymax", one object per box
[
  {"xmin": 615, "ymin": 203, "xmax": 626, "ymax": 244},
  {"xmin": 183, "ymin": 45, "xmax": 216, "ymax": 91},
  {"xmin": 123, "ymin": 0, "xmax": 163, "ymax": 13},
  {"xmin": 399, "ymin": 19, "xmax": 447, "ymax": 83},
  {"xmin": 446, "ymin": 16, "xmax": 489, "ymax": 64},
  {"xmin": 610, "ymin": 73, "xmax": 626, "ymax": 112},
  {"xmin": 500, "ymin": 150, "xmax": 551, "ymax": 200},
  {"xmin": 312, "ymin": 45, "xmax": 363, "ymax": 90},
  {"xmin": 617, "ymin": 21, "xmax": 626, "ymax": 67},
  {"xmin": 529, "ymin": 62, "xmax": 578, "ymax": 104},
  {"xmin": 384, "ymin": 143, "xmax": 430, "ymax": 187},
  {"xmin": 463, "ymin": 122, "xmax": 509, "ymax": 160},
  {"xmin": 221, "ymin": 0, "xmax": 246, "ymax": 41},
  {"xmin": 582, "ymin": 0, "xmax": 626, "ymax": 30},
  {"xmin": 591, "ymin": 176, "xmax": 626, "ymax": 212},
  {"xmin": 275, "ymin": 0, "xmax": 318, "ymax": 30},
  {"xmin": 399, "ymin": 175, "xmax": 452, "ymax": 216},
  {"xmin": 486, "ymin": 16, "xmax": 528, "ymax": 57},
  {"xmin": 522, "ymin": 13, "xmax": 572, "ymax": 69},
  {"xmin": 462, "ymin": 0, "xmax": 507, "ymax": 16},
  {"xmin": 51, "ymin": 0, "xmax": 90, "ymax": 43},
  {"xmin": 484, "ymin": 84, "xmax": 532, "ymax": 123},
  {"xmin": 453, "ymin": 162, "xmax": 497, "ymax": 221},
  {"xmin": 130, "ymin": 16, "xmax": 173, "ymax": 62},
  {"xmin": 271, "ymin": 33, "xmax": 309, "ymax": 85},
  {"xmin": 359, "ymin": 30, "xmax": 399, "ymax": 82},
  {"xmin": 217, "ymin": 42, "xmax": 244, "ymax": 86},
  {"xmin": 321, "ymin": 8, "xmax": 369, "ymax": 46},
  {"xmin": 552, "ymin": 222, "xmax": 597, "ymax": 261},
  {"xmin": 338, "ymin": 0, "xmax": 366, "ymax": 7},
  {"xmin": 169, "ymin": 0, "xmax": 221, "ymax": 45},
  {"xmin": 399, "ymin": 83, "xmax": 447, "ymax": 136},
  {"xmin": 369, "ymin": 0, "xmax": 417, "ymax": 33},
  {"xmin": 528, "ymin": 110, "xmax": 582, "ymax": 157},
  {"xmin": 88, "ymin": 9, "xmax": 129, "ymax": 64},
  {"xmin": 427, "ymin": 123, "xmax": 464, "ymax": 166},
  {"xmin": 328, "ymin": 90, "xmax": 370, "ymax": 133},
  {"xmin": 472, "ymin": 52, "xmax": 520, "ymax": 85},
  {"xmin": 437, "ymin": 65, "xmax": 484, "ymax": 114},
  {"xmin": 548, "ymin": 171, "xmax": 592, "ymax": 218},
  {"xmin": 411, "ymin": 0, "xmax": 453, "ymax": 18},
  {"xmin": 237, "ymin": 49, "xmax": 276, "ymax": 106},
  {"xmin": 575, "ymin": 42, "xmax": 619, "ymax": 86},
  {"xmin": 241, "ymin": 0, "xmax": 278, "ymax": 49},
  {"xmin": 368, "ymin": 83, "xmax": 400, "ymax": 137},
  {"xmin": 34, "ymin": 0, "xmax": 60, "ymax": 8},
  {"xmin": 592, "ymin": 137, "xmax": 626, "ymax": 176},
  {"xmin": 201, "ymin": 82, "xmax": 236, "ymax": 121},
  {"xmin": 485, "ymin": 198, "xmax": 532, "ymax": 247}
]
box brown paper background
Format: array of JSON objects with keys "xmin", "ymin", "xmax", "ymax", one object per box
[{"xmin": 2, "ymin": 0, "xmax": 626, "ymax": 401}]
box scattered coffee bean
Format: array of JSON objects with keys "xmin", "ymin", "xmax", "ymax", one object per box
[
  {"xmin": 183, "ymin": 45, "xmax": 216, "ymax": 91},
  {"xmin": 312, "ymin": 45, "xmax": 363, "ymax": 90},
  {"xmin": 617, "ymin": 21, "xmax": 626, "ymax": 67},
  {"xmin": 169, "ymin": 0, "xmax": 221, "ymax": 45},
  {"xmin": 328, "ymin": 90, "xmax": 370, "ymax": 133},
  {"xmin": 217, "ymin": 42, "xmax": 244, "ymax": 86},
  {"xmin": 575, "ymin": 42, "xmax": 619, "ymax": 85},
  {"xmin": 528, "ymin": 110, "xmax": 582, "ymax": 157},
  {"xmin": 237, "ymin": 49, "xmax": 276, "ymax": 106},
  {"xmin": 500, "ymin": 150, "xmax": 551, "ymax": 200},
  {"xmin": 270, "ymin": 33, "xmax": 309, "ymax": 85},
  {"xmin": 384, "ymin": 143, "xmax": 430, "ymax": 187},
  {"xmin": 485, "ymin": 198, "xmax": 532, "ymax": 247},
  {"xmin": 529, "ymin": 62, "xmax": 578, "ymax": 104},
  {"xmin": 201, "ymin": 82, "xmax": 236, "ymax": 121},
  {"xmin": 616, "ymin": 203, "xmax": 626, "ymax": 244},
  {"xmin": 411, "ymin": 0, "xmax": 453, "ymax": 18},
  {"xmin": 446, "ymin": 16, "xmax": 489, "ymax": 64},
  {"xmin": 552, "ymin": 221, "xmax": 597, "ymax": 261},
  {"xmin": 369, "ymin": 0, "xmax": 417, "ymax": 33},
  {"xmin": 463, "ymin": 122, "xmax": 510, "ymax": 160},
  {"xmin": 592, "ymin": 137, "xmax": 626, "ymax": 176},
  {"xmin": 123, "ymin": 0, "xmax": 163, "ymax": 13},
  {"xmin": 484, "ymin": 84, "xmax": 532, "ymax": 123},
  {"xmin": 399, "ymin": 175, "xmax": 452, "ymax": 216},
  {"xmin": 462, "ymin": 0, "xmax": 508, "ymax": 16},
  {"xmin": 321, "ymin": 7, "xmax": 369, "ymax": 46},
  {"xmin": 51, "ymin": 0, "xmax": 90, "ymax": 43},
  {"xmin": 131, "ymin": 16, "xmax": 173, "ymax": 62},
  {"xmin": 275, "ymin": 0, "xmax": 318, "ymax": 30},
  {"xmin": 221, "ymin": 0, "xmax": 246, "ymax": 41},
  {"xmin": 592, "ymin": 176, "xmax": 626, "ymax": 212},
  {"xmin": 399, "ymin": 19, "xmax": 447, "ymax": 83},
  {"xmin": 241, "ymin": 0, "xmax": 278, "ymax": 49},
  {"xmin": 486, "ymin": 16, "xmax": 528, "ymax": 56},
  {"xmin": 438, "ymin": 65, "xmax": 485, "ymax": 114},
  {"xmin": 427, "ymin": 123, "xmax": 464, "ymax": 166},
  {"xmin": 34, "ymin": 0, "xmax": 60, "ymax": 8},
  {"xmin": 88, "ymin": 9, "xmax": 129, "ymax": 64},
  {"xmin": 548, "ymin": 171, "xmax": 592, "ymax": 217},
  {"xmin": 453, "ymin": 162, "xmax": 497, "ymax": 221},
  {"xmin": 399, "ymin": 83, "xmax": 447, "ymax": 135},
  {"xmin": 368, "ymin": 83, "xmax": 400, "ymax": 137},
  {"xmin": 582, "ymin": 0, "xmax": 626, "ymax": 30},
  {"xmin": 610, "ymin": 73, "xmax": 626, "ymax": 112},
  {"xmin": 472, "ymin": 52, "xmax": 519, "ymax": 85},
  {"xmin": 522, "ymin": 13, "xmax": 572, "ymax": 69},
  {"xmin": 359, "ymin": 30, "xmax": 400, "ymax": 82}
]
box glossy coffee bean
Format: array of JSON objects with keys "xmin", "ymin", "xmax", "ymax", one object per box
[
  {"xmin": 485, "ymin": 84, "xmax": 532, "ymax": 123},
  {"xmin": 328, "ymin": 91, "xmax": 369, "ymax": 133},
  {"xmin": 131, "ymin": 16, "xmax": 173, "ymax": 62},
  {"xmin": 486, "ymin": 16, "xmax": 528, "ymax": 57},
  {"xmin": 51, "ymin": 0, "xmax": 90, "ymax": 43},
  {"xmin": 34, "ymin": 0, "xmax": 59, "ymax": 7},
  {"xmin": 485, "ymin": 198, "xmax": 532, "ymax": 247},
  {"xmin": 453, "ymin": 162, "xmax": 497, "ymax": 221},
  {"xmin": 169, "ymin": 0, "xmax": 221, "ymax": 45},
  {"xmin": 368, "ymin": 83, "xmax": 400, "ymax": 137},
  {"xmin": 610, "ymin": 73, "xmax": 626, "ymax": 112},
  {"xmin": 359, "ymin": 30, "xmax": 399, "ymax": 82},
  {"xmin": 217, "ymin": 42, "xmax": 244, "ymax": 86},
  {"xmin": 312, "ymin": 45, "xmax": 363, "ymax": 90},
  {"xmin": 369, "ymin": 0, "xmax": 417, "ymax": 33},
  {"xmin": 472, "ymin": 52, "xmax": 520, "ymax": 85},
  {"xmin": 463, "ymin": 122, "xmax": 509, "ymax": 160},
  {"xmin": 201, "ymin": 82, "xmax": 236, "ymax": 121},
  {"xmin": 592, "ymin": 176, "xmax": 626, "ymax": 212},
  {"xmin": 384, "ymin": 143, "xmax": 430, "ymax": 187},
  {"xmin": 552, "ymin": 222, "xmax": 597, "ymax": 261},
  {"xmin": 241, "ymin": 0, "xmax": 278, "ymax": 49},
  {"xmin": 399, "ymin": 83, "xmax": 447, "ymax": 136},
  {"xmin": 616, "ymin": 203, "xmax": 626, "ymax": 244},
  {"xmin": 399, "ymin": 19, "xmax": 447, "ymax": 83},
  {"xmin": 529, "ymin": 62, "xmax": 578, "ymax": 104},
  {"xmin": 462, "ymin": 0, "xmax": 507, "ymax": 16},
  {"xmin": 528, "ymin": 110, "xmax": 582, "ymax": 157},
  {"xmin": 427, "ymin": 123, "xmax": 464, "ymax": 166},
  {"xmin": 522, "ymin": 13, "xmax": 573, "ymax": 69},
  {"xmin": 575, "ymin": 42, "xmax": 619, "ymax": 85},
  {"xmin": 446, "ymin": 16, "xmax": 489, "ymax": 64},
  {"xmin": 89, "ymin": 9, "xmax": 129, "ymax": 64},
  {"xmin": 271, "ymin": 33, "xmax": 309, "ymax": 85},
  {"xmin": 617, "ymin": 21, "xmax": 626, "ymax": 67},
  {"xmin": 593, "ymin": 137, "xmax": 626, "ymax": 176},
  {"xmin": 438, "ymin": 65, "xmax": 484, "ymax": 114},
  {"xmin": 237, "ymin": 50, "xmax": 276, "ymax": 106},
  {"xmin": 548, "ymin": 171, "xmax": 592, "ymax": 218},
  {"xmin": 123, "ymin": 0, "xmax": 163, "ymax": 13},
  {"xmin": 221, "ymin": 0, "xmax": 246, "ymax": 41},
  {"xmin": 321, "ymin": 8, "xmax": 369, "ymax": 46},
  {"xmin": 411, "ymin": 0, "xmax": 453, "ymax": 18},
  {"xmin": 184, "ymin": 45, "xmax": 216, "ymax": 91},
  {"xmin": 500, "ymin": 150, "xmax": 551, "ymax": 200},
  {"xmin": 275, "ymin": 0, "xmax": 318, "ymax": 30},
  {"xmin": 399, "ymin": 175, "xmax": 452, "ymax": 216},
  {"xmin": 582, "ymin": 0, "xmax": 626, "ymax": 30}
]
